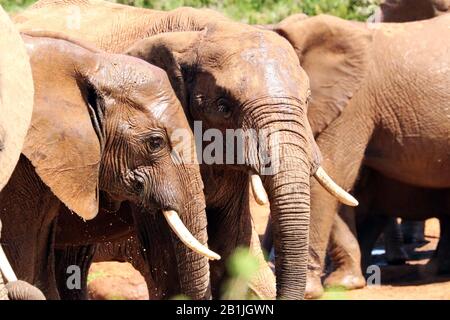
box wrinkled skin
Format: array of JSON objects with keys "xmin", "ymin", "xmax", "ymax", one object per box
[
  {"xmin": 271, "ymin": 14, "xmax": 450, "ymax": 298},
  {"xmin": 1, "ymin": 220, "xmax": 45, "ymax": 300},
  {"xmin": 0, "ymin": 6, "xmax": 33, "ymax": 191},
  {"xmin": 15, "ymin": 0, "xmax": 327, "ymax": 299},
  {"xmin": 327, "ymin": 0, "xmax": 450, "ymax": 290},
  {"xmin": 0, "ymin": 5, "xmax": 38, "ymax": 300},
  {"xmin": 0, "ymin": 32, "xmax": 210, "ymax": 299},
  {"xmin": 370, "ymin": 0, "xmax": 449, "ymax": 22},
  {"xmin": 368, "ymin": 0, "xmax": 450, "ymax": 261}
]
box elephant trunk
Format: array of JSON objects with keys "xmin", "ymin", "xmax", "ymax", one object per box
[
  {"xmin": 170, "ymin": 166, "xmax": 211, "ymax": 300},
  {"xmin": 5, "ymin": 280, "xmax": 46, "ymax": 300},
  {"xmin": 266, "ymin": 141, "xmax": 310, "ymax": 300},
  {"xmin": 245, "ymin": 102, "xmax": 312, "ymax": 300}
]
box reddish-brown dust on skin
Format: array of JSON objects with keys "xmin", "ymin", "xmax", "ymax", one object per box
[{"xmin": 88, "ymin": 197, "xmax": 450, "ymax": 300}]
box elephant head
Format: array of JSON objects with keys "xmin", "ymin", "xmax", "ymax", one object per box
[
  {"xmin": 21, "ymin": 32, "xmax": 216, "ymax": 299},
  {"xmin": 371, "ymin": 0, "xmax": 450, "ymax": 22},
  {"xmin": 0, "ymin": 6, "xmax": 33, "ymax": 191},
  {"xmin": 126, "ymin": 23, "xmax": 357, "ymax": 299}
]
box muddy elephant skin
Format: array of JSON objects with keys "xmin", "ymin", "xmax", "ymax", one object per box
[
  {"xmin": 13, "ymin": 0, "xmax": 355, "ymax": 299},
  {"xmin": 271, "ymin": 14, "xmax": 450, "ymax": 298},
  {"xmin": 0, "ymin": 32, "xmax": 210, "ymax": 299}
]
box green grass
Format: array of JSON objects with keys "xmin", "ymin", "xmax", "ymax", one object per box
[
  {"xmin": 2, "ymin": 0, "xmax": 380, "ymax": 22},
  {"xmin": 87, "ymin": 270, "xmax": 107, "ymax": 284},
  {"xmin": 1, "ymin": 0, "xmax": 35, "ymax": 12}
]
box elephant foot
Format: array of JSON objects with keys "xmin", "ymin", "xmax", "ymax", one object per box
[
  {"xmin": 324, "ymin": 269, "xmax": 366, "ymax": 291},
  {"xmin": 305, "ymin": 269, "xmax": 324, "ymax": 299}
]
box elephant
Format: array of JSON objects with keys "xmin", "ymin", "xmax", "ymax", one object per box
[
  {"xmin": 0, "ymin": 30, "xmax": 215, "ymax": 300},
  {"xmin": 0, "ymin": 5, "xmax": 33, "ymax": 192},
  {"xmin": 267, "ymin": 14, "xmax": 450, "ymax": 298},
  {"xmin": 0, "ymin": 5, "xmax": 45, "ymax": 300},
  {"xmin": 15, "ymin": 0, "xmax": 357, "ymax": 299},
  {"xmin": 329, "ymin": 0, "xmax": 450, "ymax": 285},
  {"xmin": 1, "ymin": 220, "xmax": 46, "ymax": 300},
  {"xmin": 370, "ymin": 0, "xmax": 450, "ymax": 22},
  {"xmin": 368, "ymin": 0, "xmax": 450, "ymax": 258}
]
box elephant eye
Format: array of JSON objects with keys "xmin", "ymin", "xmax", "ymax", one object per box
[
  {"xmin": 147, "ymin": 134, "xmax": 166, "ymax": 153},
  {"xmin": 216, "ymin": 98, "xmax": 232, "ymax": 119}
]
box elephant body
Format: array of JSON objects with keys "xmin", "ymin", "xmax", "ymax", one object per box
[
  {"xmin": 271, "ymin": 14, "xmax": 450, "ymax": 298},
  {"xmin": 0, "ymin": 6, "xmax": 33, "ymax": 191},
  {"xmin": 0, "ymin": 5, "xmax": 46, "ymax": 300},
  {"xmin": 0, "ymin": 31, "xmax": 212, "ymax": 299},
  {"xmin": 325, "ymin": 0, "xmax": 450, "ymax": 291},
  {"xmin": 15, "ymin": 0, "xmax": 352, "ymax": 299}
]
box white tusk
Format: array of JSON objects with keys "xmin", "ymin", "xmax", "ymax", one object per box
[
  {"xmin": 250, "ymin": 174, "xmax": 269, "ymax": 205},
  {"xmin": 163, "ymin": 210, "xmax": 221, "ymax": 261},
  {"xmin": 313, "ymin": 166, "xmax": 359, "ymax": 207},
  {"xmin": 0, "ymin": 245, "xmax": 18, "ymax": 283}
]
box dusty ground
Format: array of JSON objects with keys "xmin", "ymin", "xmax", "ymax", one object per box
[{"xmin": 88, "ymin": 196, "xmax": 450, "ymax": 300}]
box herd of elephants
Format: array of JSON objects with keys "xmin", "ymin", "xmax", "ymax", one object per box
[{"xmin": 0, "ymin": 0, "xmax": 449, "ymax": 300}]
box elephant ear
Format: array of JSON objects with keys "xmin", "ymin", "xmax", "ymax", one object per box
[
  {"xmin": 274, "ymin": 14, "xmax": 372, "ymax": 136},
  {"xmin": 21, "ymin": 35, "xmax": 103, "ymax": 220},
  {"xmin": 0, "ymin": 7, "xmax": 34, "ymax": 191},
  {"xmin": 125, "ymin": 31, "xmax": 203, "ymax": 112}
]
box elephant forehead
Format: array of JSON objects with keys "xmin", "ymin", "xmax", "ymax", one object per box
[
  {"xmin": 237, "ymin": 43, "xmax": 309, "ymax": 99},
  {"xmin": 101, "ymin": 53, "xmax": 171, "ymax": 92}
]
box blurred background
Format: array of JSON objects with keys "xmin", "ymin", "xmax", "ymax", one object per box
[{"xmin": 1, "ymin": 0, "xmax": 380, "ymax": 22}]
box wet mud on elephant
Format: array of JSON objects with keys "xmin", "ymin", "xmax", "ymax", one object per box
[
  {"xmin": 0, "ymin": 5, "xmax": 46, "ymax": 300},
  {"xmin": 15, "ymin": 0, "xmax": 357, "ymax": 299},
  {"xmin": 0, "ymin": 31, "xmax": 214, "ymax": 299},
  {"xmin": 268, "ymin": 14, "xmax": 450, "ymax": 298}
]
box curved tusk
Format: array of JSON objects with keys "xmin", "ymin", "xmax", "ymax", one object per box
[
  {"xmin": 313, "ymin": 166, "xmax": 359, "ymax": 207},
  {"xmin": 250, "ymin": 174, "xmax": 269, "ymax": 205},
  {"xmin": 163, "ymin": 210, "xmax": 221, "ymax": 261},
  {"xmin": 0, "ymin": 245, "xmax": 18, "ymax": 283}
]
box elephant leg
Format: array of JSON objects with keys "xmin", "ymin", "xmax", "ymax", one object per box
[
  {"xmin": 357, "ymin": 213, "xmax": 390, "ymax": 271},
  {"xmin": 132, "ymin": 207, "xmax": 180, "ymax": 299},
  {"xmin": 208, "ymin": 205, "xmax": 276, "ymax": 299},
  {"xmin": 307, "ymin": 102, "xmax": 375, "ymax": 299},
  {"xmin": 247, "ymin": 219, "xmax": 276, "ymax": 299},
  {"xmin": 93, "ymin": 234, "xmax": 157, "ymax": 300},
  {"xmin": 401, "ymin": 220, "xmax": 426, "ymax": 245},
  {"xmin": 323, "ymin": 209, "xmax": 365, "ymax": 290},
  {"xmin": 0, "ymin": 157, "xmax": 61, "ymax": 299},
  {"xmin": 435, "ymin": 215, "xmax": 450, "ymax": 274},
  {"xmin": 208, "ymin": 175, "xmax": 275, "ymax": 299},
  {"xmin": 262, "ymin": 216, "xmax": 273, "ymax": 258},
  {"xmin": 36, "ymin": 218, "xmax": 60, "ymax": 300},
  {"xmin": 384, "ymin": 218, "xmax": 408, "ymax": 265},
  {"xmin": 54, "ymin": 244, "xmax": 96, "ymax": 300}
]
